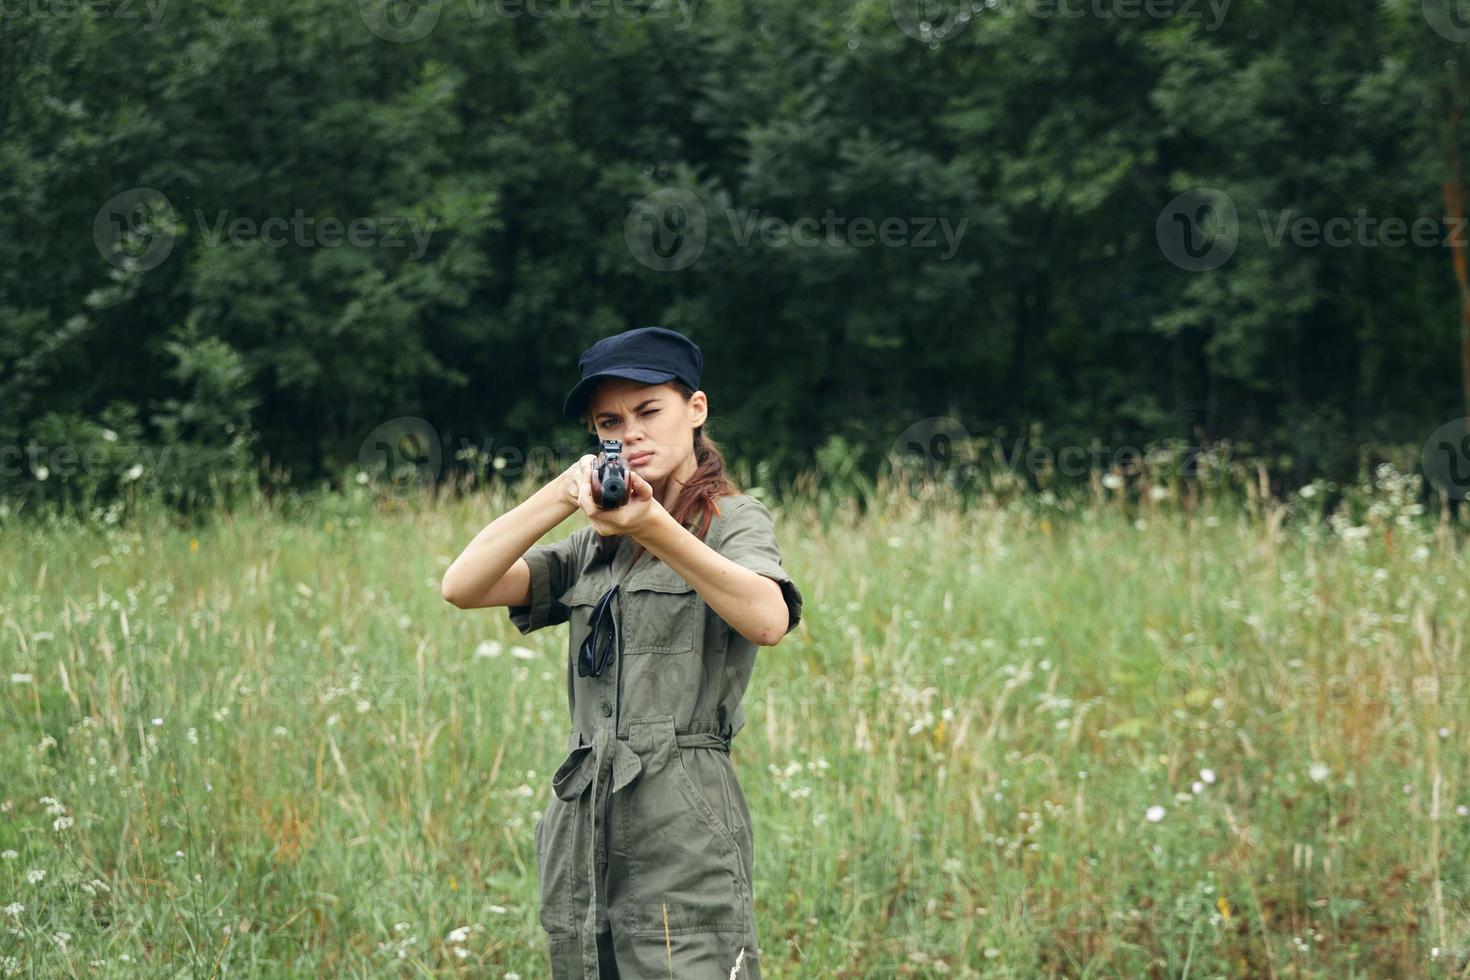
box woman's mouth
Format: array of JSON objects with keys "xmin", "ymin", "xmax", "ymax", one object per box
[{"xmin": 627, "ymin": 451, "xmax": 654, "ymax": 467}]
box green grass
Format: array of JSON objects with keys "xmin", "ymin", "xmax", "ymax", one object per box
[{"xmin": 1, "ymin": 468, "xmax": 1468, "ymax": 977}]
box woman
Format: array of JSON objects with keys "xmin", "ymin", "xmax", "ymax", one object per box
[{"xmin": 441, "ymin": 326, "xmax": 803, "ymax": 979}]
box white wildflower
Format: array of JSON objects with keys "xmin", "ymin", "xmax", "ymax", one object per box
[
  {"xmin": 1308, "ymin": 762, "xmax": 1330, "ymax": 783},
  {"xmin": 1145, "ymin": 805, "xmax": 1166, "ymax": 823},
  {"xmin": 24, "ymin": 870, "xmax": 43, "ymax": 885}
]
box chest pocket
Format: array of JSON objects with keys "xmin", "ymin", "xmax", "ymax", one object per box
[
  {"xmin": 620, "ymin": 561, "xmax": 700, "ymax": 655},
  {"xmin": 558, "ymin": 576, "xmax": 609, "ymax": 664}
]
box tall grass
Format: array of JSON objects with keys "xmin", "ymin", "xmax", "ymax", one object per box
[{"xmin": 1, "ymin": 464, "xmax": 1467, "ymax": 977}]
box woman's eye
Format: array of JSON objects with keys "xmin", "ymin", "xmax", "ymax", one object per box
[{"xmin": 642, "ymin": 410, "xmax": 659, "ymax": 418}]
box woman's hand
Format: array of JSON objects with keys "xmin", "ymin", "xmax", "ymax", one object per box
[
  {"xmin": 579, "ymin": 462, "xmax": 663, "ymax": 540},
  {"xmin": 559, "ymin": 454, "xmax": 597, "ymax": 511}
]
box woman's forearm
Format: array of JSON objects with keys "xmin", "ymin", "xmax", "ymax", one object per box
[
  {"xmin": 441, "ymin": 477, "xmax": 577, "ymax": 608},
  {"xmin": 636, "ymin": 508, "xmax": 790, "ymax": 646}
]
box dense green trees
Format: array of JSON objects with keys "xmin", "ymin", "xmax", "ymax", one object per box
[{"xmin": 2, "ymin": 0, "xmax": 1466, "ymax": 510}]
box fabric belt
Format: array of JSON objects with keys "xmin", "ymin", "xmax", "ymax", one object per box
[{"xmin": 549, "ymin": 726, "xmax": 732, "ymax": 977}]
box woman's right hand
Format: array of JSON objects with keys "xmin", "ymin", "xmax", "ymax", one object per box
[{"xmin": 559, "ymin": 453, "xmax": 598, "ymax": 510}]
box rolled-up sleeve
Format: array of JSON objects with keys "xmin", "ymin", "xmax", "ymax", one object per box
[
  {"xmin": 507, "ymin": 528, "xmax": 587, "ymax": 635},
  {"xmin": 718, "ymin": 496, "xmax": 803, "ymax": 636}
]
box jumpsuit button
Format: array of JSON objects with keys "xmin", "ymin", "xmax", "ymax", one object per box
[{"xmin": 600, "ymin": 701, "xmax": 613, "ymax": 717}]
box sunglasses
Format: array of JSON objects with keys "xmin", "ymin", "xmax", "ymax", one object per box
[{"xmin": 577, "ymin": 583, "xmax": 621, "ymax": 678}]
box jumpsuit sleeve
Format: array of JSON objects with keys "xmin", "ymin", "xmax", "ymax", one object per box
[
  {"xmin": 506, "ymin": 527, "xmax": 587, "ymax": 634},
  {"xmin": 718, "ymin": 496, "xmax": 803, "ymax": 636}
]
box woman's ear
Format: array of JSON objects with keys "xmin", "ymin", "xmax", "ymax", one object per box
[{"xmin": 688, "ymin": 390, "xmax": 709, "ymax": 428}]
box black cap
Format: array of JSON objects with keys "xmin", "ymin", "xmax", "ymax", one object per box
[{"xmin": 562, "ymin": 326, "xmax": 703, "ymax": 421}]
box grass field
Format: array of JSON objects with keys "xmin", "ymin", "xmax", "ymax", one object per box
[{"xmin": 2, "ymin": 465, "xmax": 1468, "ymax": 977}]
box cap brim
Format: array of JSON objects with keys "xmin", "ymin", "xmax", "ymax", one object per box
[{"xmin": 562, "ymin": 367, "xmax": 680, "ymax": 421}]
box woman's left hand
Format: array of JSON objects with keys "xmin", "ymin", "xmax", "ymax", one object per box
[{"xmin": 579, "ymin": 462, "xmax": 662, "ymax": 540}]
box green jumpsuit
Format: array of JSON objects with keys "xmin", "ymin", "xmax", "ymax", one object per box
[{"xmin": 508, "ymin": 493, "xmax": 803, "ymax": 980}]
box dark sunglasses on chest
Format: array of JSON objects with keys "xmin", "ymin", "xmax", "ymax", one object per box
[{"xmin": 577, "ymin": 582, "xmax": 620, "ymax": 678}]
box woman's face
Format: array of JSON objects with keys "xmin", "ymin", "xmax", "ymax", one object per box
[{"xmin": 587, "ymin": 379, "xmax": 707, "ymax": 485}]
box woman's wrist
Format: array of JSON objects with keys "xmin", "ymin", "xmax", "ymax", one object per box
[{"xmin": 538, "ymin": 471, "xmax": 580, "ymax": 523}]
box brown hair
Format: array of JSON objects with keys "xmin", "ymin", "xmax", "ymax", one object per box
[{"xmin": 585, "ymin": 380, "xmax": 738, "ymax": 564}]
